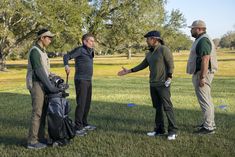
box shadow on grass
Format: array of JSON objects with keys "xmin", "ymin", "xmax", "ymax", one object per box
[
  {"xmin": 0, "ymin": 136, "xmax": 26, "ymax": 147},
  {"xmin": 89, "ymin": 101, "xmax": 235, "ymax": 136},
  {"xmin": 5, "ymin": 63, "xmax": 66, "ymax": 70},
  {"xmin": 0, "ymin": 92, "xmax": 235, "ymax": 146}
]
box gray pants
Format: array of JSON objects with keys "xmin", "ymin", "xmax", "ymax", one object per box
[
  {"xmin": 192, "ymin": 71, "xmax": 215, "ymax": 130},
  {"xmin": 28, "ymin": 81, "xmax": 47, "ymax": 144},
  {"xmin": 74, "ymin": 79, "xmax": 92, "ymax": 130}
]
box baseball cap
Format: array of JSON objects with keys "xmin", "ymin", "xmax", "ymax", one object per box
[
  {"xmin": 144, "ymin": 30, "xmax": 161, "ymax": 39},
  {"xmin": 188, "ymin": 20, "xmax": 206, "ymax": 28},
  {"xmin": 37, "ymin": 28, "xmax": 55, "ymax": 38}
]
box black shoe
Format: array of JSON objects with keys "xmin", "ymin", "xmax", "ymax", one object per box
[
  {"xmin": 194, "ymin": 124, "xmax": 204, "ymax": 129},
  {"xmin": 38, "ymin": 138, "xmax": 48, "ymax": 144},
  {"xmin": 194, "ymin": 124, "xmax": 217, "ymax": 130},
  {"xmin": 194, "ymin": 127, "xmax": 215, "ymax": 135}
]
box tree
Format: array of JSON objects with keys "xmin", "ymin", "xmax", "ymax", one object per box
[
  {"xmin": 213, "ymin": 38, "xmax": 220, "ymax": 49},
  {"xmin": 0, "ymin": 0, "xmax": 190, "ymax": 69},
  {"xmin": 161, "ymin": 9, "xmax": 192, "ymax": 52},
  {"xmin": 0, "ymin": 0, "xmax": 88, "ymax": 70},
  {"xmin": 34, "ymin": 0, "xmax": 90, "ymax": 51},
  {"xmin": 219, "ymin": 31, "xmax": 235, "ymax": 49},
  {"xmin": 86, "ymin": 0, "xmax": 181, "ymax": 58},
  {"xmin": 0, "ymin": 0, "xmax": 39, "ymax": 70}
]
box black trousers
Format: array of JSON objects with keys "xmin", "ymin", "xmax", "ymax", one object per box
[
  {"xmin": 74, "ymin": 79, "xmax": 92, "ymax": 130},
  {"xmin": 150, "ymin": 85, "xmax": 177, "ymax": 134}
]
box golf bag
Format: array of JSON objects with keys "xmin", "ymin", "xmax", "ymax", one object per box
[{"xmin": 47, "ymin": 74, "xmax": 75, "ymax": 146}]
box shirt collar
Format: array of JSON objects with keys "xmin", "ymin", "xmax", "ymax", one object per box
[
  {"xmin": 35, "ymin": 43, "xmax": 46, "ymax": 52},
  {"xmin": 149, "ymin": 43, "xmax": 161, "ymax": 53},
  {"xmin": 196, "ymin": 32, "xmax": 206, "ymax": 40},
  {"xmin": 83, "ymin": 44, "xmax": 93, "ymax": 53}
]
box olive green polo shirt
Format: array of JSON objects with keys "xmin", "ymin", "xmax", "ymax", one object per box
[
  {"xmin": 131, "ymin": 44, "xmax": 174, "ymax": 86},
  {"xmin": 195, "ymin": 33, "xmax": 212, "ymax": 72}
]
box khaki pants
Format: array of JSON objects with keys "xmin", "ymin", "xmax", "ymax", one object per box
[
  {"xmin": 27, "ymin": 81, "xmax": 47, "ymax": 144},
  {"xmin": 192, "ymin": 71, "xmax": 215, "ymax": 130}
]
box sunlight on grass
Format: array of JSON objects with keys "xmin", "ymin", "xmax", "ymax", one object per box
[{"xmin": 0, "ymin": 51, "xmax": 235, "ymax": 157}]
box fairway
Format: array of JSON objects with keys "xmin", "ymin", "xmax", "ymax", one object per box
[{"xmin": 0, "ymin": 51, "xmax": 235, "ymax": 157}]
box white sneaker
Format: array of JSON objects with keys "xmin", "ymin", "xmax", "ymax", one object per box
[
  {"xmin": 167, "ymin": 133, "xmax": 177, "ymax": 140},
  {"xmin": 84, "ymin": 125, "xmax": 96, "ymax": 131},
  {"xmin": 147, "ymin": 131, "xmax": 165, "ymax": 137},
  {"xmin": 147, "ymin": 131, "xmax": 156, "ymax": 137},
  {"xmin": 75, "ymin": 129, "xmax": 87, "ymax": 136},
  {"xmin": 27, "ymin": 142, "xmax": 47, "ymax": 149}
]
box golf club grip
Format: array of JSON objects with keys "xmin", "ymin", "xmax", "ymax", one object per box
[{"xmin": 66, "ymin": 73, "xmax": 68, "ymax": 85}]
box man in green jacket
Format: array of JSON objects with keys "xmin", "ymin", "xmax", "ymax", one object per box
[
  {"xmin": 26, "ymin": 28, "xmax": 59, "ymax": 149},
  {"xmin": 118, "ymin": 31, "xmax": 178, "ymax": 140}
]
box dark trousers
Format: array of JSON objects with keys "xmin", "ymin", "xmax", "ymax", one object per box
[
  {"xmin": 150, "ymin": 85, "xmax": 177, "ymax": 134},
  {"xmin": 74, "ymin": 79, "xmax": 92, "ymax": 130}
]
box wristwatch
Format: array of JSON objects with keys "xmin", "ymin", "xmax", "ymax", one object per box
[{"xmin": 200, "ymin": 76, "xmax": 205, "ymax": 79}]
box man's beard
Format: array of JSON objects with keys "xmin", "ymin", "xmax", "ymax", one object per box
[{"xmin": 191, "ymin": 32, "xmax": 197, "ymax": 38}]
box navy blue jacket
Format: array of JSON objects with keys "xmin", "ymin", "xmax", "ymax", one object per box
[{"xmin": 63, "ymin": 45, "xmax": 94, "ymax": 80}]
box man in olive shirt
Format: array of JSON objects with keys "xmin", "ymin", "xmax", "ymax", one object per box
[
  {"xmin": 26, "ymin": 29, "xmax": 60, "ymax": 149},
  {"xmin": 187, "ymin": 20, "xmax": 218, "ymax": 134},
  {"xmin": 118, "ymin": 31, "xmax": 178, "ymax": 140}
]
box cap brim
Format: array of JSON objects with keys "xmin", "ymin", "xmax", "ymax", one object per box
[
  {"xmin": 144, "ymin": 35, "xmax": 161, "ymax": 38},
  {"xmin": 39, "ymin": 31, "xmax": 55, "ymax": 38},
  {"xmin": 188, "ymin": 26, "xmax": 206, "ymax": 28}
]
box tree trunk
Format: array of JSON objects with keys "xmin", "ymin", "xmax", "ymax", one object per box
[
  {"xmin": 127, "ymin": 48, "xmax": 131, "ymax": 60},
  {"xmin": 0, "ymin": 58, "xmax": 7, "ymax": 71}
]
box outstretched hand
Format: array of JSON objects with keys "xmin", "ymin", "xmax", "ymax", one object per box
[{"xmin": 117, "ymin": 66, "xmax": 130, "ymax": 76}]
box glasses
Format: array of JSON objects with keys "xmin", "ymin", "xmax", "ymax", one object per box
[{"xmin": 44, "ymin": 36, "xmax": 53, "ymax": 41}]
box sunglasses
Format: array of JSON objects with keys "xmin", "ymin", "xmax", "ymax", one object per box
[{"xmin": 44, "ymin": 36, "xmax": 53, "ymax": 39}]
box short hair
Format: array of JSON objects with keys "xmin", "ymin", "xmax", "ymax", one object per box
[
  {"xmin": 150, "ymin": 37, "xmax": 165, "ymax": 45},
  {"xmin": 82, "ymin": 33, "xmax": 94, "ymax": 41}
]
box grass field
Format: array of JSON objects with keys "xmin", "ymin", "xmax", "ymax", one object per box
[{"xmin": 0, "ymin": 51, "xmax": 235, "ymax": 157}]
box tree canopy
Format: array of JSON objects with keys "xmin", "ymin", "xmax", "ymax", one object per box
[
  {"xmin": 219, "ymin": 31, "xmax": 235, "ymax": 49},
  {"xmin": 0, "ymin": 0, "xmax": 192, "ymax": 70}
]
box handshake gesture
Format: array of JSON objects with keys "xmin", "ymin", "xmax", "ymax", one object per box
[{"xmin": 117, "ymin": 67, "xmax": 131, "ymax": 76}]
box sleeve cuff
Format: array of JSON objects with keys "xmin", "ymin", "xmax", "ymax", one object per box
[
  {"xmin": 65, "ymin": 65, "xmax": 69, "ymax": 70},
  {"xmin": 167, "ymin": 73, "xmax": 173, "ymax": 78}
]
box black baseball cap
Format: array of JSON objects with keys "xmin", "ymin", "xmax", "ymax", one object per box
[{"xmin": 144, "ymin": 30, "xmax": 161, "ymax": 38}]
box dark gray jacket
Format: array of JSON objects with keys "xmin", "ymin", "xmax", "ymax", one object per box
[{"xmin": 63, "ymin": 45, "xmax": 94, "ymax": 80}]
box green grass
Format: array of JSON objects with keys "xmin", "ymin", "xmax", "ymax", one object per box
[{"xmin": 0, "ymin": 52, "xmax": 235, "ymax": 157}]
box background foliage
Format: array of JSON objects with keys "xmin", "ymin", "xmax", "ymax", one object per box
[{"xmin": 0, "ymin": 0, "xmax": 192, "ymax": 68}]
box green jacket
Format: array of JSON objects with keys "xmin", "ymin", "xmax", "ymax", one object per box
[{"xmin": 131, "ymin": 44, "xmax": 174, "ymax": 86}]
